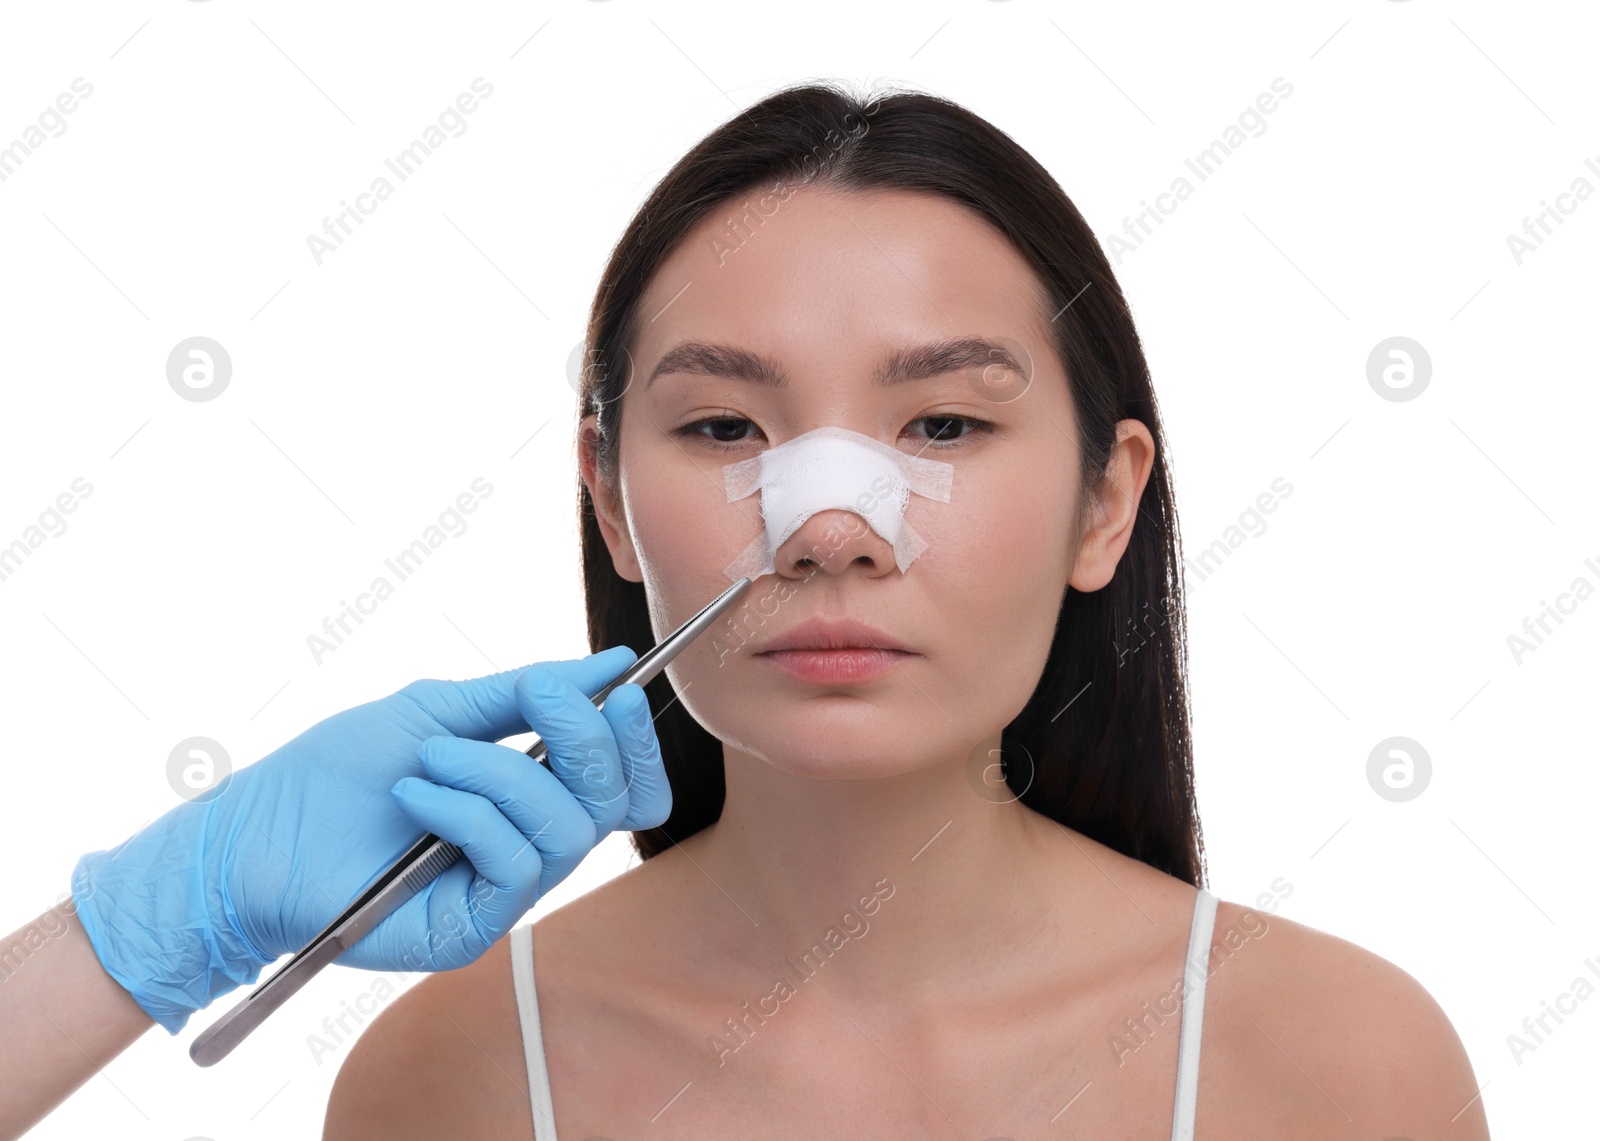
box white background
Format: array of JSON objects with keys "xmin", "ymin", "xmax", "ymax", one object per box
[{"xmin": 1, "ymin": 1, "xmax": 1595, "ymax": 1136}]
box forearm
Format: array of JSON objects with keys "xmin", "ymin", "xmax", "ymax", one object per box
[{"xmin": 0, "ymin": 898, "xmax": 155, "ymax": 1140}]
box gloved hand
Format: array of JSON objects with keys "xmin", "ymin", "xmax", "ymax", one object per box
[{"xmin": 69, "ymin": 647, "xmax": 670, "ymax": 1035}]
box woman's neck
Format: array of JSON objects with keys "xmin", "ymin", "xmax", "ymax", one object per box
[{"xmin": 664, "ymin": 745, "xmax": 1076, "ymax": 1006}]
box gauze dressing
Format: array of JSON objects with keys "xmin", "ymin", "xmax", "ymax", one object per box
[{"xmin": 721, "ymin": 425, "xmax": 954, "ymax": 581}]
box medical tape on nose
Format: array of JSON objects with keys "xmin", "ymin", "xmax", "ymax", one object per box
[{"xmin": 720, "ymin": 425, "xmax": 954, "ymax": 581}]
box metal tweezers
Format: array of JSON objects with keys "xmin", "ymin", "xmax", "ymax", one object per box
[{"xmin": 189, "ymin": 575, "xmax": 753, "ymax": 1066}]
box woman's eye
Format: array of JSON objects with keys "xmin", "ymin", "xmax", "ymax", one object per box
[
  {"xmin": 679, "ymin": 416, "xmax": 758, "ymax": 445},
  {"xmin": 907, "ymin": 415, "xmax": 991, "ymax": 448},
  {"xmin": 677, "ymin": 414, "xmax": 992, "ymax": 449}
]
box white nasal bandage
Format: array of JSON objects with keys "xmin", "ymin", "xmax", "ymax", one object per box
[{"xmin": 720, "ymin": 425, "xmax": 954, "ymax": 581}]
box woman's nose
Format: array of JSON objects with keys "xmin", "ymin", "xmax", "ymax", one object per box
[{"xmin": 771, "ymin": 506, "xmax": 898, "ymax": 578}]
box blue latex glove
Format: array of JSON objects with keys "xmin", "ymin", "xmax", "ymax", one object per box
[{"xmin": 69, "ymin": 648, "xmax": 670, "ymax": 1035}]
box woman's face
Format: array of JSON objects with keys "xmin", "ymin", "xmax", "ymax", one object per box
[{"xmin": 581, "ymin": 184, "xmax": 1150, "ymax": 780}]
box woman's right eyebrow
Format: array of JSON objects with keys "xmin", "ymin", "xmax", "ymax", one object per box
[
  {"xmin": 647, "ymin": 341, "xmax": 788, "ymax": 389},
  {"xmin": 645, "ymin": 336, "xmax": 1024, "ymax": 390}
]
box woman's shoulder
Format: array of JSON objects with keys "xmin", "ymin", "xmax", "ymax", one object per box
[
  {"xmin": 321, "ymin": 928, "xmax": 541, "ymax": 1140},
  {"xmin": 1196, "ymin": 893, "xmax": 1488, "ymax": 1136},
  {"xmin": 1066, "ymin": 832, "xmax": 1486, "ymax": 1135},
  {"xmin": 322, "ymin": 860, "xmax": 663, "ymax": 1141}
]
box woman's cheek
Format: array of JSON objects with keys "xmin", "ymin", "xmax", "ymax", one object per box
[
  {"xmin": 623, "ymin": 462, "xmax": 739, "ymax": 583},
  {"xmin": 969, "ymin": 452, "xmax": 1074, "ymax": 574},
  {"xmin": 904, "ymin": 464, "xmax": 1022, "ymax": 586}
]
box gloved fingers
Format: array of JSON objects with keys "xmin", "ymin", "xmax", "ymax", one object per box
[
  {"xmin": 417, "ymin": 735, "xmax": 598, "ymax": 874},
  {"xmin": 513, "ymin": 663, "xmax": 638, "ymax": 834},
  {"xmin": 389, "ymin": 777, "xmax": 547, "ymax": 895},
  {"xmin": 337, "ymin": 858, "xmax": 488, "ymax": 974},
  {"xmin": 397, "ymin": 645, "xmax": 638, "ymax": 743},
  {"xmin": 598, "ymin": 683, "xmax": 673, "ymax": 831},
  {"xmin": 387, "ymin": 777, "xmax": 546, "ymax": 954}
]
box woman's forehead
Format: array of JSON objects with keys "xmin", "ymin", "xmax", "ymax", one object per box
[{"xmin": 634, "ymin": 185, "xmax": 1051, "ymax": 377}]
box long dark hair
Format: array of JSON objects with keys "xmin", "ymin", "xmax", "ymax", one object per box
[{"xmin": 575, "ymin": 80, "xmax": 1204, "ymax": 887}]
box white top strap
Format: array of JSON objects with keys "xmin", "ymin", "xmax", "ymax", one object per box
[
  {"xmin": 515, "ymin": 894, "xmax": 1216, "ymax": 1141},
  {"xmin": 510, "ymin": 924, "xmax": 559, "ymax": 1141},
  {"xmin": 1170, "ymin": 887, "xmax": 1219, "ymax": 1141}
]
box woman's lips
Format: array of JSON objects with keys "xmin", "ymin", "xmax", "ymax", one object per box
[{"xmin": 756, "ymin": 647, "xmax": 912, "ymax": 684}]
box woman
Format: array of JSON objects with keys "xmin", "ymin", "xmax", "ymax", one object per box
[{"xmin": 324, "ymin": 81, "xmax": 1488, "ymax": 1140}]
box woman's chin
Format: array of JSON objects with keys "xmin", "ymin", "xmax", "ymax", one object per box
[{"xmin": 722, "ymin": 725, "xmax": 932, "ymax": 782}]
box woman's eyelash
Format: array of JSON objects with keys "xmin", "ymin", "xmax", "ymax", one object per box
[
  {"xmin": 677, "ymin": 416, "xmax": 757, "ymax": 446},
  {"xmin": 910, "ymin": 415, "xmax": 994, "ymax": 447},
  {"xmin": 676, "ymin": 415, "xmax": 993, "ymax": 449}
]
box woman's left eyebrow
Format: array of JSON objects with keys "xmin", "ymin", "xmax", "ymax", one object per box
[{"xmin": 645, "ymin": 336, "xmax": 1025, "ymax": 390}]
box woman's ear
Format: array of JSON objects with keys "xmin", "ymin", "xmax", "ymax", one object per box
[
  {"xmin": 1069, "ymin": 419, "xmax": 1155, "ymax": 593},
  {"xmin": 578, "ymin": 414, "xmax": 644, "ymax": 583}
]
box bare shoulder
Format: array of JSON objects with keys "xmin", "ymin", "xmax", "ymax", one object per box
[
  {"xmin": 322, "ymin": 934, "xmax": 534, "ymax": 1141},
  {"xmin": 321, "ymin": 848, "xmax": 689, "ymax": 1140},
  {"xmin": 1198, "ymin": 897, "xmax": 1489, "ymax": 1139}
]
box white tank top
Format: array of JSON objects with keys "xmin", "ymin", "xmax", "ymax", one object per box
[{"xmin": 511, "ymin": 887, "xmax": 1219, "ymax": 1140}]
